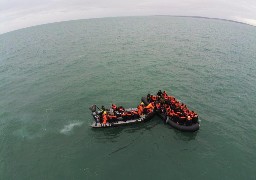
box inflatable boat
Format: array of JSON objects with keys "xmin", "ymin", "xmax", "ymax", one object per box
[
  {"xmin": 141, "ymin": 96, "xmax": 200, "ymax": 132},
  {"xmin": 90, "ymin": 104, "xmax": 155, "ymax": 128}
]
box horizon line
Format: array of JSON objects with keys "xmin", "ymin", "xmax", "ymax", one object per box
[{"xmin": 1, "ymin": 15, "xmax": 255, "ymax": 36}]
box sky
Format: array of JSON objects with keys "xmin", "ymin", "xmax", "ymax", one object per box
[{"xmin": 1, "ymin": 0, "xmax": 256, "ymax": 34}]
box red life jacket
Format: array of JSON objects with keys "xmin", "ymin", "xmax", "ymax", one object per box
[
  {"xmin": 112, "ymin": 104, "xmax": 117, "ymax": 110},
  {"xmin": 156, "ymin": 103, "xmax": 161, "ymax": 109}
]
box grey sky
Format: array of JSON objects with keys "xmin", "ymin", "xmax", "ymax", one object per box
[{"xmin": 1, "ymin": 0, "xmax": 256, "ymax": 34}]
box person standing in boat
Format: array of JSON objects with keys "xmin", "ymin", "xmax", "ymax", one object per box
[
  {"xmin": 147, "ymin": 94, "xmax": 151, "ymax": 102},
  {"xmin": 157, "ymin": 90, "xmax": 162, "ymax": 96},
  {"xmin": 137, "ymin": 102, "xmax": 144, "ymax": 115},
  {"xmin": 102, "ymin": 111, "xmax": 109, "ymax": 126},
  {"xmin": 98, "ymin": 105, "xmax": 106, "ymax": 116}
]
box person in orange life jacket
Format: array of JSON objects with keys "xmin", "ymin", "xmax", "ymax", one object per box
[
  {"xmin": 118, "ymin": 106, "xmax": 125, "ymax": 113},
  {"xmin": 171, "ymin": 111, "xmax": 179, "ymax": 123},
  {"xmin": 168, "ymin": 109, "xmax": 175, "ymax": 117},
  {"xmin": 162, "ymin": 91, "xmax": 168, "ymax": 99},
  {"xmin": 137, "ymin": 102, "xmax": 144, "ymax": 115},
  {"xmin": 131, "ymin": 110, "xmax": 139, "ymax": 118},
  {"xmin": 165, "ymin": 104, "xmax": 171, "ymax": 113},
  {"xmin": 180, "ymin": 103, "xmax": 187, "ymax": 110},
  {"xmin": 146, "ymin": 102, "xmax": 154, "ymax": 111},
  {"xmin": 108, "ymin": 114, "xmax": 117, "ymax": 122},
  {"xmin": 126, "ymin": 111, "xmax": 132, "ymax": 120},
  {"xmin": 112, "ymin": 104, "xmax": 117, "ymax": 111},
  {"xmin": 156, "ymin": 102, "xmax": 161, "ymax": 110},
  {"xmin": 178, "ymin": 116, "xmax": 186, "ymax": 125},
  {"xmin": 151, "ymin": 95, "xmax": 157, "ymax": 102},
  {"xmin": 171, "ymin": 98, "xmax": 176, "ymax": 105},
  {"xmin": 175, "ymin": 102, "xmax": 181, "ymax": 111},
  {"xmin": 186, "ymin": 115, "xmax": 192, "ymax": 126},
  {"xmin": 168, "ymin": 95, "xmax": 174, "ymax": 101},
  {"xmin": 190, "ymin": 111, "xmax": 195, "ymax": 118},
  {"xmin": 102, "ymin": 112, "xmax": 108, "ymax": 124},
  {"xmin": 121, "ymin": 111, "xmax": 128, "ymax": 121},
  {"xmin": 191, "ymin": 111, "xmax": 198, "ymax": 123}
]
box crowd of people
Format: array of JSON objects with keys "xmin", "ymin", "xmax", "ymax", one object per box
[
  {"xmin": 99, "ymin": 103, "xmax": 151, "ymax": 125},
  {"xmin": 97, "ymin": 90, "xmax": 198, "ymax": 126},
  {"xmin": 147, "ymin": 90, "xmax": 198, "ymax": 126}
]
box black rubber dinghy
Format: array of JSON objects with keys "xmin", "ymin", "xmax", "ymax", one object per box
[
  {"xmin": 141, "ymin": 97, "xmax": 199, "ymax": 132},
  {"xmin": 90, "ymin": 105, "xmax": 155, "ymax": 128}
]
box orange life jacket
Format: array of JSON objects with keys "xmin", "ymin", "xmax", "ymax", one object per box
[
  {"xmin": 152, "ymin": 96, "xmax": 157, "ymax": 101},
  {"xmin": 137, "ymin": 105, "xmax": 143, "ymax": 115},
  {"xmin": 146, "ymin": 103, "xmax": 154, "ymax": 109},
  {"xmin": 103, "ymin": 114, "xmax": 108, "ymax": 124}
]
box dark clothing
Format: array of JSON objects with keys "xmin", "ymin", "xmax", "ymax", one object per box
[{"xmin": 157, "ymin": 90, "xmax": 162, "ymax": 97}]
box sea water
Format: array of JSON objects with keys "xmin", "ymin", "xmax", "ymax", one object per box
[{"xmin": 0, "ymin": 16, "xmax": 256, "ymax": 179}]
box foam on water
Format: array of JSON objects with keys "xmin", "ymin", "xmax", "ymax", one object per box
[{"xmin": 60, "ymin": 121, "xmax": 84, "ymax": 134}]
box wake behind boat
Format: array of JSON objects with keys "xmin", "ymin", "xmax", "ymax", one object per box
[{"xmin": 90, "ymin": 104, "xmax": 155, "ymax": 128}]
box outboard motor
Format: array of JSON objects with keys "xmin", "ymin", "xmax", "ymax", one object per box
[{"xmin": 89, "ymin": 105, "xmax": 96, "ymax": 112}]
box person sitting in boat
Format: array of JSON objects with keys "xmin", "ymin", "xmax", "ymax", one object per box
[
  {"xmin": 131, "ymin": 110, "xmax": 139, "ymax": 119},
  {"xmin": 121, "ymin": 111, "xmax": 128, "ymax": 121},
  {"xmin": 118, "ymin": 106, "xmax": 125, "ymax": 113},
  {"xmin": 178, "ymin": 116, "xmax": 186, "ymax": 125},
  {"xmin": 191, "ymin": 111, "xmax": 198, "ymax": 123},
  {"xmin": 165, "ymin": 104, "xmax": 171, "ymax": 113},
  {"xmin": 126, "ymin": 111, "xmax": 133, "ymax": 120},
  {"xmin": 150, "ymin": 95, "xmax": 157, "ymax": 102},
  {"xmin": 162, "ymin": 91, "xmax": 168, "ymax": 101},
  {"xmin": 155, "ymin": 102, "xmax": 161, "ymax": 111},
  {"xmin": 145, "ymin": 102, "xmax": 154, "ymax": 113},
  {"xmin": 168, "ymin": 109, "xmax": 174, "ymax": 117},
  {"xmin": 168, "ymin": 95, "xmax": 174, "ymax": 101},
  {"xmin": 171, "ymin": 98, "xmax": 176, "ymax": 106},
  {"xmin": 108, "ymin": 114, "xmax": 117, "ymax": 123},
  {"xmin": 171, "ymin": 111, "xmax": 179, "ymax": 123},
  {"xmin": 112, "ymin": 104, "xmax": 117, "ymax": 111},
  {"xmin": 186, "ymin": 115, "xmax": 192, "ymax": 126}
]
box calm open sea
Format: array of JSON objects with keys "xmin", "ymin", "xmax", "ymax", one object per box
[{"xmin": 1, "ymin": 16, "xmax": 256, "ymax": 179}]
